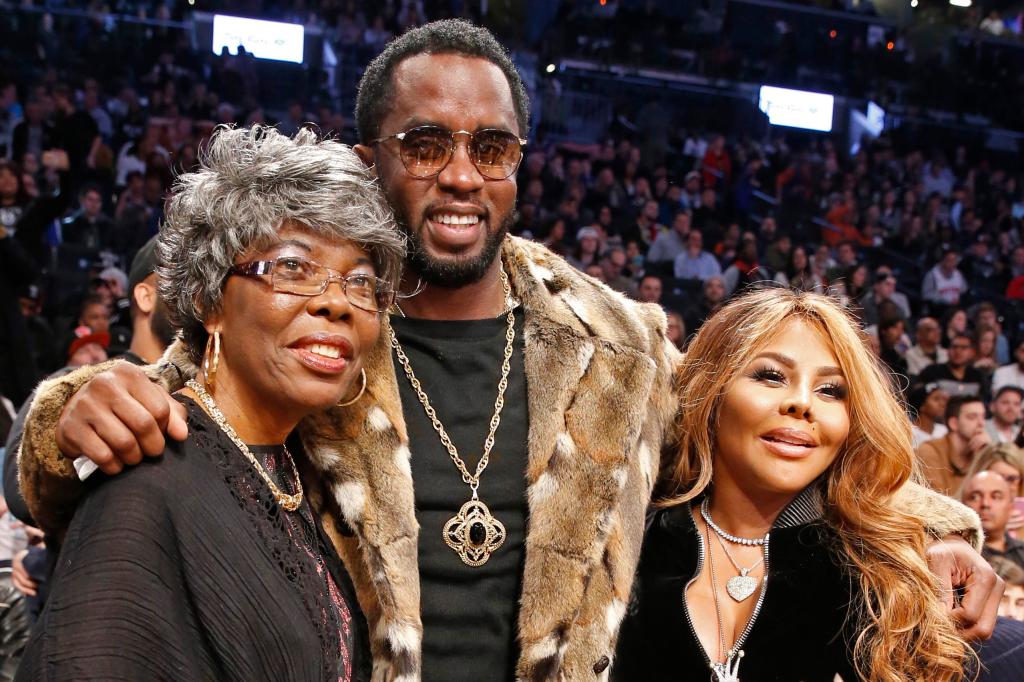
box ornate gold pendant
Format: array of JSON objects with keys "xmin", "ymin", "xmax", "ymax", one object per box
[{"xmin": 443, "ymin": 498, "xmax": 506, "ymax": 567}]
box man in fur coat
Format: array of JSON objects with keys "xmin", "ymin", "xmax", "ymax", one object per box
[{"xmin": 14, "ymin": 20, "xmax": 1000, "ymax": 682}]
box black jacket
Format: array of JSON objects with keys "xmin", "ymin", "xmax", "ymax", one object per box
[{"xmin": 613, "ymin": 486, "xmax": 859, "ymax": 681}]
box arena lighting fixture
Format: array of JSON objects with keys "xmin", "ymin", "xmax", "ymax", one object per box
[
  {"xmin": 910, "ymin": 0, "xmax": 918, "ymax": 6},
  {"xmin": 546, "ymin": 63, "xmax": 556, "ymax": 73},
  {"xmin": 949, "ymin": 0, "xmax": 971, "ymax": 6}
]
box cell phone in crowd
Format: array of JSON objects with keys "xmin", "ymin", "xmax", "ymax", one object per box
[{"xmin": 1014, "ymin": 496, "xmax": 1024, "ymax": 518}]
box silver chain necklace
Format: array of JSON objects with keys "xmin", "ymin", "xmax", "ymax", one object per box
[{"xmin": 705, "ymin": 520, "xmax": 745, "ymax": 682}]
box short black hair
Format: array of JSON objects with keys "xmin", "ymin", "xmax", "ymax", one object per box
[
  {"xmin": 995, "ymin": 385, "xmax": 1024, "ymax": 402},
  {"xmin": 944, "ymin": 394, "xmax": 983, "ymax": 425},
  {"xmin": 355, "ymin": 19, "xmax": 530, "ymax": 143}
]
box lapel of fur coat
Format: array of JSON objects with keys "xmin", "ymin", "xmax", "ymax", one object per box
[{"xmin": 296, "ymin": 237, "xmax": 661, "ymax": 681}]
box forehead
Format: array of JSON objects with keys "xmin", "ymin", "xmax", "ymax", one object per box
[
  {"xmin": 970, "ymin": 474, "xmax": 1010, "ymax": 494},
  {"xmin": 759, "ymin": 318, "xmax": 839, "ymax": 367},
  {"xmin": 258, "ymin": 222, "xmax": 372, "ymax": 268},
  {"xmin": 383, "ymin": 53, "xmax": 518, "ymax": 134}
]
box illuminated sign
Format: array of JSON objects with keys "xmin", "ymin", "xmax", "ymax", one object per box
[
  {"xmin": 212, "ymin": 15, "xmax": 304, "ymax": 64},
  {"xmin": 758, "ymin": 86, "xmax": 835, "ymax": 132}
]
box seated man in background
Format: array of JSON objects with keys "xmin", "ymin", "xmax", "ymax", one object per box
[
  {"xmin": 906, "ymin": 316, "xmax": 947, "ymax": 377},
  {"xmin": 919, "ymin": 395, "xmax": 991, "ymax": 496},
  {"xmin": 918, "ymin": 333, "xmax": 990, "ymax": 401},
  {"xmin": 987, "ymin": 386, "xmax": 1024, "ymax": 445},
  {"xmin": 963, "ymin": 471, "xmax": 1024, "ymax": 570}
]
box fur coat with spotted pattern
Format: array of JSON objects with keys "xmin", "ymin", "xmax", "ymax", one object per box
[{"xmin": 18, "ymin": 237, "xmax": 980, "ymax": 682}]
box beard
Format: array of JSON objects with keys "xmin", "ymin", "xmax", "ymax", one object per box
[
  {"xmin": 396, "ymin": 207, "xmax": 517, "ymax": 289},
  {"xmin": 150, "ymin": 299, "xmax": 178, "ymax": 348}
]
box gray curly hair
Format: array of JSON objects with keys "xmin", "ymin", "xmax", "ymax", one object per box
[{"xmin": 157, "ymin": 125, "xmax": 405, "ymax": 365}]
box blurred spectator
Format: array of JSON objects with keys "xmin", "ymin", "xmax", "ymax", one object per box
[
  {"xmin": 646, "ymin": 211, "xmax": 690, "ymax": 266},
  {"xmin": 910, "ymin": 383, "xmax": 949, "ymax": 449},
  {"xmin": 981, "ymin": 11, "xmax": 1008, "ymax": 37},
  {"xmin": 860, "ymin": 267, "xmax": 911, "ymax": 327},
  {"xmin": 878, "ymin": 316, "xmax": 909, "ymax": 377},
  {"xmin": 665, "ymin": 310, "xmax": 685, "ymax": 350},
  {"xmin": 906, "ymin": 317, "xmax": 948, "ymax": 377},
  {"xmin": 963, "ymin": 471, "xmax": 1024, "ymax": 570},
  {"xmin": 683, "ymin": 275, "xmax": 726, "ymax": 334},
  {"xmin": 60, "ymin": 183, "xmax": 111, "ymax": 250},
  {"xmin": 773, "ymin": 245, "xmax": 823, "ymax": 292},
  {"xmin": 721, "ymin": 237, "xmax": 770, "ymax": 296},
  {"xmin": 599, "ymin": 247, "xmax": 635, "ymax": 296},
  {"xmin": 922, "ymin": 249, "xmax": 969, "ymax": 309},
  {"xmin": 917, "ymin": 333, "xmax": 989, "ymax": 400},
  {"xmin": 961, "ymin": 443, "xmax": 1024, "ymax": 538},
  {"xmin": 994, "ymin": 341, "xmax": 1024, "ymax": 393},
  {"xmin": 64, "ymin": 325, "xmax": 108, "ymax": 368},
  {"xmin": 568, "ymin": 226, "xmax": 601, "ymax": 271},
  {"xmin": 975, "ymin": 303, "xmax": 1011, "ymax": 366},
  {"xmin": 995, "ymin": 562, "xmax": 1024, "ymax": 621},
  {"xmin": 988, "ymin": 387, "xmax": 1024, "ymax": 445},
  {"xmin": 636, "ymin": 274, "xmax": 662, "ymax": 305},
  {"xmin": 943, "ymin": 307, "xmax": 970, "ymax": 347},
  {"xmin": 917, "ymin": 394, "xmax": 990, "ymax": 495},
  {"xmin": 700, "ymin": 135, "xmax": 731, "ymax": 190},
  {"xmin": 673, "ymin": 229, "xmax": 720, "ymax": 281},
  {"xmin": 975, "ymin": 326, "xmax": 1002, "ymax": 377}
]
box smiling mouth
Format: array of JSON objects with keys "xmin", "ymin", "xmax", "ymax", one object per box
[
  {"xmin": 431, "ymin": 213, "xmax": 481, "ymax": 226},
  {"xmin": 761, "ymin": 435, "xmax": 814, "ymax": 448},
  {"xmin": 299, "ymin": 343, "xmax": 343, "ymax": 360}
]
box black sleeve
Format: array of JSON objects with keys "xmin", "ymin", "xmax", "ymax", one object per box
[
  {"xmin": 15, "ymin": 461, "xmax": 213, "ymax": 681},
  {"xmin": 0, "ymin": 233, "xmax": 39, "ymax": 288},
  {"xmin": 3, "ymin": 387, "xmax": 37, "ymax": 526}
]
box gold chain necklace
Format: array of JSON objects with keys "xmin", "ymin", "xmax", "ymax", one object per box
[
  {"xmin": 186, "ymin": 379, "xmax": 304, "ymax": 512},
  {"xmin": 388, "ymin": 268, "xmax": 514, "ymax": 567}
]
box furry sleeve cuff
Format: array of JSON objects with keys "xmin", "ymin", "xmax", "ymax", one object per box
[{"xmin": 894, "ymin": 481, "xmax": 983, "ymax": 551}]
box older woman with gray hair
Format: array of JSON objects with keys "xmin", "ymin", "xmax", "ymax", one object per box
[{"xmin": 17, "ymin": 126, "xmax": 404, "ymax": 682}]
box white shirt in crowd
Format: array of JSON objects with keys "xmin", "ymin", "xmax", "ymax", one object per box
[
  {"xmin": 911, "ymin": 423, "xmax": 948, "ymax": 450},
  {"xmin": 986, "ymin": 418, "xmax": 1019, "ymax": 445},
  {"xmin": 993, "ymin": 363, "xmax": 1024, "ymax": 393},
  {"xmin": 906, "ymin": 345, "xmax": 949, "ymax": 377},
  {"xmin": 922, "ymin": 266, "xmax": 968, "ymax": 306}
]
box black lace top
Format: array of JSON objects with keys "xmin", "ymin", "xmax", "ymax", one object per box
[{"xmin": 17, "ymin": 397, "xmax": 370, "ymax": 682}]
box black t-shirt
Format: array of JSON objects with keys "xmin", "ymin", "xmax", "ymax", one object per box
[{"xmin": 390, "ymin": 309, "xmax": 528, "ymax": 682}]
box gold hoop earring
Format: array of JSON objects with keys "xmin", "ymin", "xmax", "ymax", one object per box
[
  {"xmin": 338, "ymin": 368, "xmax": 367, "ymax": 407},
  {"xmin": 203, "ymin": 331, "xmax": 221, "ymax": 391}
]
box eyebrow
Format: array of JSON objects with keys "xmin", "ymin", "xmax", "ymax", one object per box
[
  {"xmin": 753, "ymin": 351, "xmax": 844, "ymax": 378},
  {"xmin": 399, "ymin": 117, "xmax": 517, "ymax": 134},
  {"xmin": 272, "ymin": 239, "xmax": 313, "ymax": 253},
  {"xmin": 271, "ymin": 241, "xmax": 374, "ymax": 268}
]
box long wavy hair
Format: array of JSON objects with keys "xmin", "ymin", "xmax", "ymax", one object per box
[{"xmin": 661, "ymin": 288, "xmax": 970, "ymax": 682}]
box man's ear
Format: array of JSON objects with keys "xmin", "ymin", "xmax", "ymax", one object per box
[
  {"xmin": 354, "ymin": 144, "xmax": 376, "ymax": 175},
  {"xmin": 133, "ymin": 282, "xmax": 156, "ymax": 314}
]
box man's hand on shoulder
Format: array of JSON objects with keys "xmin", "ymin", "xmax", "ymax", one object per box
[
  {"xmin": 56, "ymin": 363, "xmax": 188, "ymax": 475},
  {"xmin": 927, "ymin": 535, "xmax": 1003, "ymax": 640}
]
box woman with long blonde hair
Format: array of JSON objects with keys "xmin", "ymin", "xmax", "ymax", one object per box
[{"xmin": 614, "ymin": 288, "xmax": 971, "ymax": 681}]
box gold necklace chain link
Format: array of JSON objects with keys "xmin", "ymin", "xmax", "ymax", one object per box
[
  {"xmin": 388, "ymin": 267, "xmax": 515, "ymax": 496},
  {"xmin": 186, "ymin": 379, "xmax": 304, "ymax": 511}
]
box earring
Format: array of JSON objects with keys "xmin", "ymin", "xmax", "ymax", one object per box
[
  {"xmin": 338, "ymin": 368, "xmax": 367, "ymax": 407},
  {"xmin": 203, "ymin": 331, "xmax": 221, "ymax": 391}
]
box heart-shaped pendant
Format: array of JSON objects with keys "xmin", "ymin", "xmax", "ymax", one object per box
[{"xmin": 726, "ymin": 574, "xmax": 758, "ymax": 602}]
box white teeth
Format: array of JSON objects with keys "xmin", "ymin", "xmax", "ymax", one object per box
[
  {"xmin": 307, "ymin": 343, "xmax": 341, "ymax": 359},
  {"xmin": 434, "ymin": 213, "xmax": 480, "ymax": 225}
]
